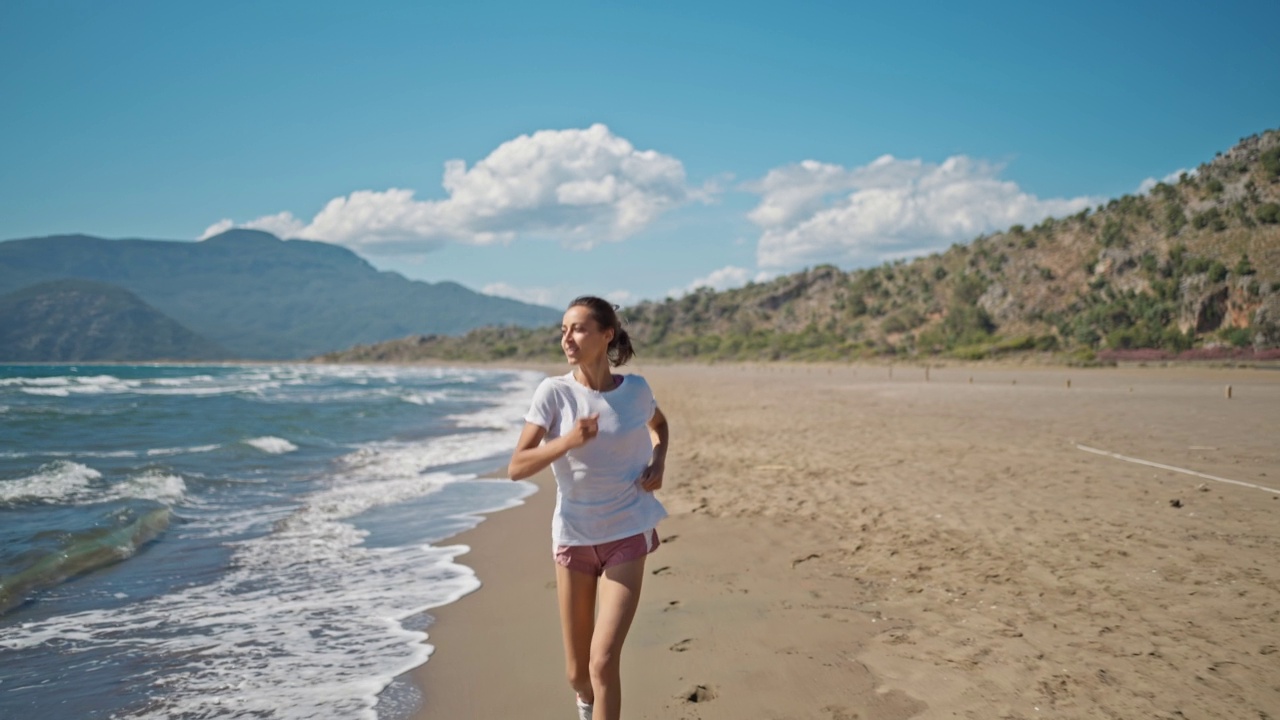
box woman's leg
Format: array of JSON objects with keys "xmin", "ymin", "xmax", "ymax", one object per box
[
  {"xmin": 589, "ymin": 556, "xmax": 646, "ymax": 720},
  {"xmin": 556, "ymin": 564, "xmax": 598, "ymax": 704}
]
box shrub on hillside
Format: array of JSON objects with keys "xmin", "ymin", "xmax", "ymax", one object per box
[
  {"xmin": 1257, "ymin": 203, "xmax": 1280, "ymax": 224},
  {"xmin": 1192, "ymin": 208, "xmax": 1227, "ymax": 232}
]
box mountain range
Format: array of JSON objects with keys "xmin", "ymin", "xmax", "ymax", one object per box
[{"xmin": 0, "ymin": 229, "xmax": 559, "ymax": 360}]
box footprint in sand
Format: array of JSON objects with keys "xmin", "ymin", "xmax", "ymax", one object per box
[
  {"xmin": 663, "ymin": 600, "xmax": 682, "ymax": 612},
  {"xmin": 669, "ymin": 638, "xmax": 694, "ymax": 652},
  {"xmin": 681, "ymin": 684, "xmax": 716, "ymax": 703},
  {"xmin": 652, "ymin": 565, "xmax": 672, "ymax": 576}
]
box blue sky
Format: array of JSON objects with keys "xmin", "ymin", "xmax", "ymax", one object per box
[{"xmin": 3, "ymin": 1, "xmax": 1278, "ymax": 308}]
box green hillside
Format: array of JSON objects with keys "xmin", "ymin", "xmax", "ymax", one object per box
[
  {"xmin": 0, "ymin": 279, "xmax": 228, "ymax": 361},
  {"xmin": 0, "ymin": 229, "xmax": 560, "ymax": 360},
  {"xmin": 320, "ymin": 128, "xmax": 1280, "ymax": 365}
]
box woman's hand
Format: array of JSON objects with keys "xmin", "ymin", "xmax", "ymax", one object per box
[
  {"xmin": 508, "ymin": 414, "xmax": 600, "ymax": 481},
  {"xmin": 638, "ymin": 459, "xmax": 664, "ymax": 492},
  {"xmin": 564, "ymin": 414, "xmax": 599, "ymax": 449}
]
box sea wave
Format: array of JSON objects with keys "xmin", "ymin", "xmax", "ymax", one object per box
[
  {"xmin": 0, "ymin": 461, "xmax": 103, "ymax": 503},
  {"xmin": 145, "ymin": 444, "xmax": 223, "ymax": 457},
  {"xmin": 244, "ymin": 436, "xmax": 299, "ymax": 454},
  {"xmin": 108, "ymin": 471, "xmax": 188, "ymax": 504},
  {"xmin": 0, "ymin": 507, "xmax": 173, "ymax": 615},
  {"xmin": 0, "ymin": 462, "xmax": 190, "ymax": 507}
]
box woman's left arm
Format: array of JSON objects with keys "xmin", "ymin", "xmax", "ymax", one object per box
[{"xmin": 639, "ymin": 406, "xmax": 668, "ymax": 492}]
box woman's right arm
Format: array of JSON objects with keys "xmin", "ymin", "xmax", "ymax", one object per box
[{"xmin": 508, "ymin": 416, "xmax": 598, "ymax": 480}]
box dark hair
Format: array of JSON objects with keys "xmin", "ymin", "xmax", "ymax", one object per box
[{"xmin": 568, "ymin": 295, "xmax": 635, "ymax": 367}]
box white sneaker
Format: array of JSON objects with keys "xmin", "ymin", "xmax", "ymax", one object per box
[{"xmin": 575, "ymin": 695, "xmax": 593, "ymax": 720}]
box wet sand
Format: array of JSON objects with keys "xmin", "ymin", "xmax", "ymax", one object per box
[{"xmin": 411, "ymin": 362, "xmax": 1280, "ymax": 719}]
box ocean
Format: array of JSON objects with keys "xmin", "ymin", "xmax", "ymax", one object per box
[{"xmin": 0, "ymin": 363, "xmax": 544, "ymax": 719}]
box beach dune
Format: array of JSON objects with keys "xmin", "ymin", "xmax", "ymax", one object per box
[{"xmin": 413, "ymin": 363, "xmax": 1280, "ymax": 719}]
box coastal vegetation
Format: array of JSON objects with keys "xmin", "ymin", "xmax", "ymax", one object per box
[{"xmin": 321, "ymin": 129, "xmax": 1280, "ymax": 365}]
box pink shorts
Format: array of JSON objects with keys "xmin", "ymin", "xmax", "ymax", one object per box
[{"xmin": 554, "ymin": 528, "xmax": 660, "ymax": 577}]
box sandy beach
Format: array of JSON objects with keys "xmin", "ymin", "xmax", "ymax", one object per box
[{"xmin": 411, "ymin": 362, "xmax": 1280, "ymax": 720}]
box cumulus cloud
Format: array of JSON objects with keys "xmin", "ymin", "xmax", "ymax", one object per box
[
  {"xmin": 1137, "ymin": 168, "xmax": 1193, "ymax": 195},
  {"xmin": 605, "ymin": 289, "xmax": 635, "ymax": 306},
  {"xmin": 669, "ymin": 265, "xmax": 776, "ymax": 298},
  {"xmin": 200, "ymin": 124, "xmax": 707, "ymax": 252},
  {"xmin": 743, "ymin": 154, "xmax": 1100, "ymax": 270},
  {"xmin": 481, "ymin": 282, "xmax": 561, "ymax": 308},
  {"xmin": 480, "ymin": 283, "xmax": 645, "ymax": 311}
]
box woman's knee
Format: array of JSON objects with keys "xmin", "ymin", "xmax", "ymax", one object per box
[{"xmin": 588, "ymin": 648, "xmax": 620, "ymax": 681}]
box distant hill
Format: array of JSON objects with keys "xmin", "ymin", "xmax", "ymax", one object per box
[
  {"xmin": 0, "ymin": 229, "xmax": 560, "ymax": 359},
  {"xmin": 321, "ymin": 128, "xmax": 1280, "ymax": 364},
  {"xmin": 0, "ymin": 279, "xmax": 228, "ymax": 361}
]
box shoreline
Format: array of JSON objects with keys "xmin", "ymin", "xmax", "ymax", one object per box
[
  {"xmin": 408, "ymin": 468, "xmax": 569, "ymax": 718},
  {"xmin": 404, "ymin": 362, "xmax": 1280, "ymax": 719}
]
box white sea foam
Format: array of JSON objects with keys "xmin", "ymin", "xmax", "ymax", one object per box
[
  {"xmin": 145, "ymin": 444, "xmax": 222, "ymax": 457},
  {"xmin": 0, "ymin": 462, "xmax": 192, "ymax": 506},
  {"xmin": 447, "ymin": 371, "xmax": 545, "ymax": 430},
  {"xmin": 0, "ymin": 449, "xmax": 139, "ymax": 459},
  {"xmin": 0, "ymin": 376, "xmax": 71, "ymax": 386},
  {"xmin": 17, "ymin": 375, "xmax": 142, "ymax": 396},
  {"xmin": 21, "ymin": 386, "xmax": 71, "ymax": 397},
  {"xmin": 244, "ymin": 436, "xmax": 298, "ymax": 454},
  {"xmin": 0, "ymin": 461, "xmax": 103, "ymax": 503},
  {"xmin": 401, "ymin": 391, "xmax": 447, "ymax": 406},
  {"xmin": 109, "ymin": 471, "xmax": 188, "ymax": 504},
  {"xmin": 150, "ymin": 375, "xmax": 215, "ymax": 386}
]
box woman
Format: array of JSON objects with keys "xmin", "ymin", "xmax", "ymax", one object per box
[{"xmin": 508, "ymin": 296, "xmax": 668, "ymax": 720}]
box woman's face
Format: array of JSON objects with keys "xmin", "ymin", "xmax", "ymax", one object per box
[{"xmin": 561, "ymin": 305, "xmax": 614, "ymax": 365}]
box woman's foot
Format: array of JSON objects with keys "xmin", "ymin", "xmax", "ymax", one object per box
[{"xmin": 575, "ymin": 694, "xmax": 593, "ymax": 720}]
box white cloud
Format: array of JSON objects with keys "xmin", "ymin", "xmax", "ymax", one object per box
[
  {"xmin": 669, "ymin": 265, "xmax": 777, "ymax": 298},
  {"xmin": 199, "ymin": 219, "xmax": 234, "ymax": 240},
  {"xmin": 199, "ymin": 212, "xmax": 308, "ymax": 242},
  {"xmin": 200, "ymin": 124, "xmax": 707, "ymax": 253},
  {"xmin": 605, "ymin": 289, "xmax": 635, "ymax": 306},
  {"xmin": 480, "ymin": 284, "xmax": 644, "ymax": 311},
  {"xmin": 481, "ymin": 282, "xmax": 561, "ymax": 308},
  {"xmin": 1137, "ymin": 168, "xmax": 1193, "ymax": 195},
  {"xmin": 744, "ymin": 154, "xmax": 1100, "ymax": 270}
]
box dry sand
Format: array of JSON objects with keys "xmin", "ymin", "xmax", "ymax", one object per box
[{"xmin": 410, "ymin": 362, "xmax": 1280, "ymax": 719}]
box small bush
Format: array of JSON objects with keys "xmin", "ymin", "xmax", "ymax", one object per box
[
  {"xmin": 1262, "ymin": 147, "xmax": 1280, "ymax": 180},
  {"xmin": 1221, "ymin": 326, "xmax": 1253, "ymax": 348},
  {"xmin": 1100, "ymin": 218, "xmax": 1127, "ymax": 247},
  {"xmin": 951, "ymin": 344, "xmax": 989, "ymax": 361},
  {"xmin": 1207, "ymin": 261, "xmax": 1228, "ymax": 283},
  {"xmin": 1257, "ymin": 203, "xmax": 1280, "ymax": 224},
  {"xmin": 1192, "ymin": 208, "xmax": 1227, "ymax": 232}
]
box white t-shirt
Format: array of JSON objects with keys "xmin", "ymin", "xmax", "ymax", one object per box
[{"xmin": 524, "ymin": 372, "xmax": 668, "ymax": 546}]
